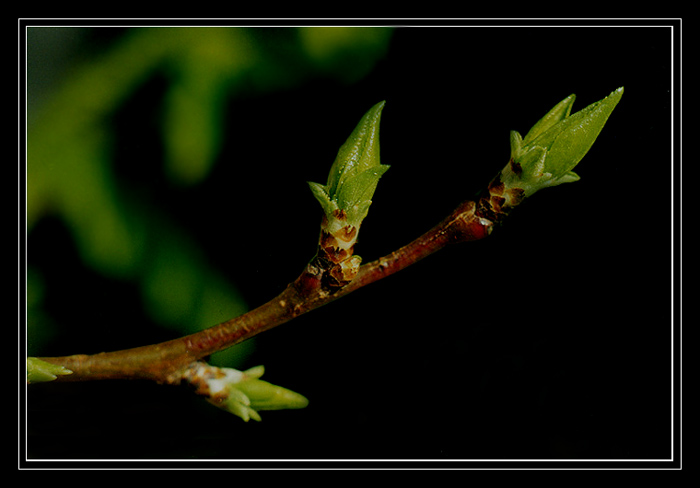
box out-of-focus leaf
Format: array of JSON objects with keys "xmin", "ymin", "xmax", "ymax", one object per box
[
  {"xmin": 298, "ymin": 27, "xmax": 393, "ymax": 83},
  {"xmin": 27, "ymin": 27, "xmax": 393, "ymax": 357}
]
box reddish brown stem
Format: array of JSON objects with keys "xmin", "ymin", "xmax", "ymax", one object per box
[
  {"xmin": 38, "ymin": 199, "xmax": 493, "ymax": 385},
  {"xmin": 346, "ymin": 200, "xmax": 492, "ymax": 293}
]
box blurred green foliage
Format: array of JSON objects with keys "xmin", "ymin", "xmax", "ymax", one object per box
[{"xmin": 26, "ymin": 27, "xmax": 393, "ymax": 365}]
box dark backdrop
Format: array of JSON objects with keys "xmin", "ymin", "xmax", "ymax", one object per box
[{"xmin": 23, "ymin": 22, "xmax": 677, "ymax": 464}]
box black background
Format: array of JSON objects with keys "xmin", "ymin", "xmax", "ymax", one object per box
[{"xmin": 23, "ymin": 21, "xmax": 678, "ymax": 465}]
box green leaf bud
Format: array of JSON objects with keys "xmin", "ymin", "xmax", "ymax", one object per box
[
  {"xmin": 27, "ymin": 357, "xmax": 72, "ymax": 384},
  {"xmin": 309, "ymin": 101, "xmax": 389, "ymax": 229},
  {"xmin": 502, "ymin": 87, "xmax": 624, "ymax": 197},
  {"xmin": 540, "ymin": 87, "xmax": 624, "ymax": 179},
  {"xmin": 237, "ymin": 377, "xmax": 310, "ymax": 411},
  {"xmin": 196, "ymin": 364, "xmax": 309, "ymax": 422},
  {"xmin": 307, "ymin": 101, "xmax": 390, "ymax": 287}
]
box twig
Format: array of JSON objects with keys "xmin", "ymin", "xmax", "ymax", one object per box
[
  {"xmin": 38, "ymin": 199, "xmax": 493, "ymax": 385},
  {"xmin": 31, "ymin": 87, "xmax": 623, "ymax": 421}
]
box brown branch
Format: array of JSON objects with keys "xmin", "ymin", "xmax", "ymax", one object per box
[
  {"xmin": 38, "ymin": 198, "xmax": 495, "ymax": 386},
  {"xmin": 33, "ymin": 87, "xmax": 624, "ymax": 392}
]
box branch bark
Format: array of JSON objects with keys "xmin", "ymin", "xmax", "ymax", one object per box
[{"xmin": 37, "ymin": 199, "xmax": 494, "ymax": 386}]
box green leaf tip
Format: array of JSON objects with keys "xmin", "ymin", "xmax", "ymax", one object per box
[
  {"xmin": 505, "ymin": 87, "xmax": 624, "ymax": 197},
  {"xmin": 522, "ymin": 93, "xmax": 577, "ymax": 145},
  {"xmin": 27, "ymin": 357, "xmax": 72, "ymax": 384},
  {"xmin": 309, "ymin": 101, "xmax": 389, "ymax": 228}
]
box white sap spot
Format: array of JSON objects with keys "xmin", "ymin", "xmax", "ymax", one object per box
[{"xmin": 206, "ymin": 367, "xmax": 245, "ymax": 395}]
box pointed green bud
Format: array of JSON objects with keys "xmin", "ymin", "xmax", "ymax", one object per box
[
  {"xmin": 479, "ymin": 88, "xmax": 623, "ymax": 224},
  {"xmin": 307, "ymin": 101, "xmax": 390, "ymax": 287},
  {"xmin": 308, "ymin": 101, "xmax": 389, "ymax": 229},
  {"xmin": 502, "ymin": 87, "xmax": 624, "ymax": 197},
  {"xmin": 540, "ymin": 87, "xmax": 624, "ymax": 180},
  {"xmin": 195, "ymin": 364, "xmax": 309, "ymax": 422},
  {"xmin": 237, "ymin": 376, "xmax": 310, "ymax": 411},
  {"xmin": 27, "ymin": 357, "xmax": 72, "ymax": 384}
]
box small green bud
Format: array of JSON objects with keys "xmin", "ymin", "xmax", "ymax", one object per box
[
  {"xmin": 308, "ymin": 101, "xmax": 390, "ymax": 229},
  {"xmin": 307, "ymin": 101, "xmax": 390, "ymax": 287},
  {"xmin": 237, "ymin": 377, "xmax": 310, "ymax": 411},
  {"xmin": 198, "ymin": 364, "xmax": 309, "ymax": 422},
  {"xmin": 503, "ymin": 87, "xmax": 624, "ymax": 197},
  {"xmin": 27, "ymin": 357, "xmax": 72, "ymax": 384}
]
